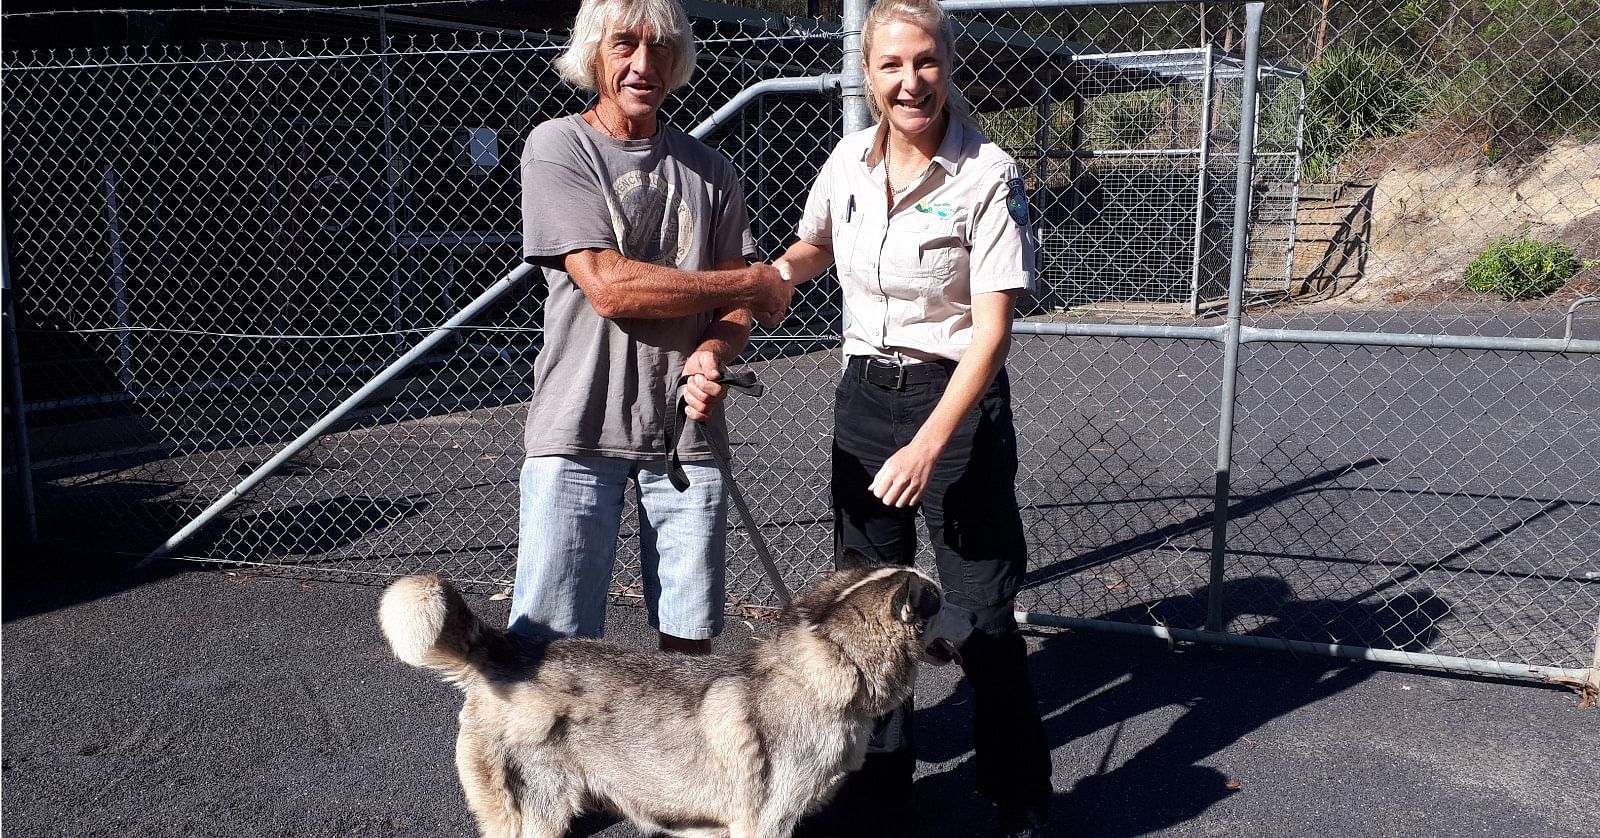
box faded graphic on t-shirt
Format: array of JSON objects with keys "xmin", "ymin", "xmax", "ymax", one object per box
[
  {"xmin": 518, "ymin": 114, "xmax": 756, "ymax": 458},
  {"xmin": 609, "ymin": 170, "xmax": 694, "ymax": 267}
]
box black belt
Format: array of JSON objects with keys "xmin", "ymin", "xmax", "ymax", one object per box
[{"xmin": 851, "ymin": 356, "xmax": 954, "ymax": 390}]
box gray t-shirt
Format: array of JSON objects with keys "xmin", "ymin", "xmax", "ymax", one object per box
[{"xmin": 519, "ymin": 114, "xmax": 757, "ymax": 460}]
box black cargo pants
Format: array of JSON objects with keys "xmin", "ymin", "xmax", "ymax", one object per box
[{"xmin": 829, "ymin": 356, "xmax": 1052, "ymax": 816}]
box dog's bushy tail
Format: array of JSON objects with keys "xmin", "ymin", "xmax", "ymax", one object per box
[{"xmin": 379, "ymin": 574, "xmax": 489, "ymax": 687}]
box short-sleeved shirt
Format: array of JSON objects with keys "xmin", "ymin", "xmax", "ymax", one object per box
[
  {"xmin": 797, "ymin": 118, "xmax": 1034, "ymax": 363},
  {"xmin": 519, "ymin": 114, "xmax": 757, "ymax": 459}
]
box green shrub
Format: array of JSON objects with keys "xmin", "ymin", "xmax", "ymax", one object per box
[
  {"xmin": 1463, "ymin": 236, "xmax": 1580, "ymax": 300},
  {"xmin": 1432, "ymin": 63, "xmax": 1600, "ymax": 141},
  {"xmin": 1391, "ymin": 0, "xmax": 1600, "ymax": 141},
  {"xmin": 1301, "ymin": 47, "xmax": 1431, "ymax": 181}
]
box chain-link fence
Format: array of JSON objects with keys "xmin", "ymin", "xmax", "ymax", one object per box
[{"xmin": 2, "ymin": 0, "xmax": 1596, "ymax": 696}]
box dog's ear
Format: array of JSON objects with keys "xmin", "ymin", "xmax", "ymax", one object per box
[
  {"xmin": 891, "ymin": 572, "xmax": 942, "ymax": 624},
  {"xmin": 837, "ymin": 546, "xmax": 878, "ymax": 571}
]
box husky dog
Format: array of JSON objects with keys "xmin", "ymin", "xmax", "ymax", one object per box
[{"xmin": 378, "ymin": 561, "xmax": 966, "ymax": 838}]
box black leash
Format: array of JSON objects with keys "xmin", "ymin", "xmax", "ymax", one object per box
[{"xmin": 665, "ymin": 369, "xmax": 793, "ymax": 605}]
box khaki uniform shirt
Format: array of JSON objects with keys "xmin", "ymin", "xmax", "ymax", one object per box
[{"xmin": 797, "ymin": 118, "xmax": 1034, "ymax": 363}]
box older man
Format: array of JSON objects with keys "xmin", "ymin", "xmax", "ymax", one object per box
[{"xmin": 513, "ymin": 0, "xmax": 791, "ymax": 653}]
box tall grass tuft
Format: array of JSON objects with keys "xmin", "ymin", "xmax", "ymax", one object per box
[{"xmin": 1301, "ymin": 47, "xmax": 1431, "ymax": 181}]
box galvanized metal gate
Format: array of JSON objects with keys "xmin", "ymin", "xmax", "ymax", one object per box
[{"xmin": 3, "ymin": 0, "xmax": 1596, "ymax": 697}]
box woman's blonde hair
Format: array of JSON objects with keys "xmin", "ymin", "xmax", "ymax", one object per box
[
  {"xmin": 861, "ymin": 0, "xmax": 971, "ymax": 120},
  {"xmin": 555, "ymin": 0, "xmax": 697, "ymax": 93}
]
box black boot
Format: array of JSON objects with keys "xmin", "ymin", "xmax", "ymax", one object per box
[{"xmin": 990, "ymin": 800, "xmax": 1050, "ymax": 837}]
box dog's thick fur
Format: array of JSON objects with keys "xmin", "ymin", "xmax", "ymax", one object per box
[{"xmin": 378, "ymin": 565, "xmax": 944, "ymax": 838}]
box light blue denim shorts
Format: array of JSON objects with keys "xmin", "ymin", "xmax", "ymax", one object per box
[{"xmin": 510, "ymin": 454, "xmax": 727, "ymax": 640}]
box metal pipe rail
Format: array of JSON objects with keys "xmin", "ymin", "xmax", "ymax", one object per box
[
  {"xmin": 1565, "ymin": 297, "xmax": 1600, "ymax": 341},
  {"xmin": 1012, "ymin": 321, "xmax": 1600, "ymax": 355},
  {"xmin": 1016, "ymin": 612, "xmax": 1594, "ymax": 686},
  {"xmin": 945, "ymin": 0, "xmax": 1268, "ymax": 9},
  {"xmin": 1048, "ymin": 147, "xmax": 1205, "ymax": 158},
  {"xmin": 691, "ymin": 74, "xmax": 843, "ymax": 139}
]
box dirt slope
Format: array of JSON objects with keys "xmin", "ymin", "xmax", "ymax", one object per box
[{"xmin": 1338, "ymin": 137, "xmax": 1600, "ymax": 306}]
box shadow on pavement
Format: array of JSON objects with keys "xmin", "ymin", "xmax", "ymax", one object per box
[
  {"xmin": 912, "ymin": 578, "xmax": 1448, "ymax": 837},
  {"xmin": 3, "ymin": 489, "xmax": 427, "ymax": 622},
  {"xmin": 192, "ymin": 493, "xmax": 429, "ymax": 564},
  {"xmin": 1022, "ymin": 457, "xmax": 1391, "ymax": 586},
  {"xmin": 0, "ymin": 540, "xmax": 188, "ymax": 624},
  {"xmin": 2, "ymin": 477, "xmax": 189, "ymax": 622}
]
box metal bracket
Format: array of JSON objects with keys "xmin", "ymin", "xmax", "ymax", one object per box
[{"xmin": 1563, "ymin": 296, "xmax": 1599, "ymax": 342}]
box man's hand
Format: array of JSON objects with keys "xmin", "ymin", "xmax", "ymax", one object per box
[
  {"xmin": 682, "ymin": 349, "xmax": 729, "ymax": 423},
  {"xmin": 746, "ymin": 263, "xmax": 793, "ymax": 329}
]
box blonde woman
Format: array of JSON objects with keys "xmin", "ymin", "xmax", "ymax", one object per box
[{"xmin": 775, "ymin": 0, "xmax": 1051, "ymax": 834}]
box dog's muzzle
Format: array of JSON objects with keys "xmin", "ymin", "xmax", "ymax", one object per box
[{"xmin": 920, "ymin": 601, "xmax": 976, "ymax": 667}]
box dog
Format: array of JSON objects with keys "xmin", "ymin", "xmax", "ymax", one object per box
[{"xmin": 378, "ymin": 559, "xmax": 970, "ymax": 838}]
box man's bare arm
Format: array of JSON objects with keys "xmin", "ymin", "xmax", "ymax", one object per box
[
  {"xmin": 682, "ymin": 260, "xmax": 756, "ymax": 422},
  {"xmin": 562, "ymin": 249, "xmax": 790, "ymax": 325}
]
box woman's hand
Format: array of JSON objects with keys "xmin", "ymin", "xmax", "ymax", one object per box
[
  {"xmin": 867, "ymin": 292, "xmax": 1019, "ymax": 508},
  {"xmin": 869, "ymin": 439, "xmax": 943, "ymax": 508}
]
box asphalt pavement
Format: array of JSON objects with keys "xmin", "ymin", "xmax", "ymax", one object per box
[{"xmin": 3, "ymin": 550, "xmax": 1595, "ymax": 838}]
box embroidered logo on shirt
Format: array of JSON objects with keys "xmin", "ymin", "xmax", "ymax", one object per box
[
  {"xmin": 912, "ymin": 200, "xmax": 958, "ymax": 218},
  {"xmin": 1005, "ymin": 178, "xmax": 1030, "ymax": 226}
]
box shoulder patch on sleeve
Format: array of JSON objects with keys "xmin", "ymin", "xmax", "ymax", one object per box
[{"xmin": 1005, "ymin": 177, "xmax": 1030, "ymax": 226}]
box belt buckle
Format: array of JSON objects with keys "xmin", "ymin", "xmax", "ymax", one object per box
[{"xmin": 868, "ymin": 358, "xmax": 905, "ymax": 389}]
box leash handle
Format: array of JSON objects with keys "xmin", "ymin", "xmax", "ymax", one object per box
[
  {"xmin": 666, "ymin": 369, "xmax": 761, "ymax": 491},
  {"xmin": 664, "ymin": 368, "xmax": 792, "ymax": 605}
]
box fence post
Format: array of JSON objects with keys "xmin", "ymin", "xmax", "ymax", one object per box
[
  {"xmin": 841, "ymin": 0, "xmax": 870, "ymax": 135},
  {"xmin": 1282, "ymin": 73, "xmax": 1308, "ymax": 290},
  {"xmin": 1204, "ymin": 0, "xmax": 1264, "ymax": 634},
  {"xmin": 1, "ymin": 208, "xmax": 40, "ymax": 545},
  {"xmin": 1188, "ymin": 42, "xmax": 1215, "ymax": 316},
  {"xmin": 1589, "ymin": 617, "xmax": 1600, "ymax": 702}
]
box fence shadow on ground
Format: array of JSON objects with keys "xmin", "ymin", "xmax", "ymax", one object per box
[
  {"xmin": 1021, "ymin": 456, "xmax": 1392, "ymax": 585},
  {"xmin": 2, "ymin": 478, "xmax": 191, "ymax": 621},
  {"xmin": 192, "ymin": 493, "xmax": 431, "ymax": 565},
  {"xmin": 4, "ymin": 489, "xmax": 432, "ymax": 621},
  {"xmin": 909, "ymin": 578, "xmax": 1448, "ymax": 837}
]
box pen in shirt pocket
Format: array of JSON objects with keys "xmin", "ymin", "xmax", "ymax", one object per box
[{"xmin": 846, "ymin": 194, "xmax": 856, "ymax": 223}]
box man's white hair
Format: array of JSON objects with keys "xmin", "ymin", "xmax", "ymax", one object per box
[{"xmin": 555, "ymin": 0, "xmax": 697, "ymax": 92}]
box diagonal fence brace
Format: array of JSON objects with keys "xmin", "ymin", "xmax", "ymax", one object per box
[
  {"xmin": 137, "ymin": 262, "xmax": 537, "ymax": 569},
  {"xmin": 138, "ymin": 78, "xmax": 848, "ymax": 571}
]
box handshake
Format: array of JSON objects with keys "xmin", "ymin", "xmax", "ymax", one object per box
[{"xmin": 743, "ymin": 261, "xmax": 799, "ymax": 329}]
